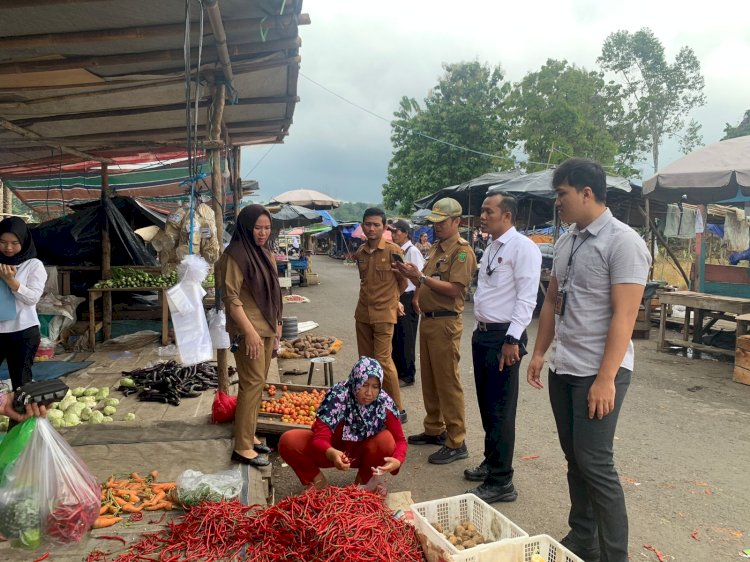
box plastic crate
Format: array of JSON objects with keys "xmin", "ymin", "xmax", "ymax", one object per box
[
  {"xmin": 470, "ymin": 534, "xmax": 584, "ymax": 562},
  {"xmin": 410, "ymin": 494, "xmax": 527, "ymax": 562}
]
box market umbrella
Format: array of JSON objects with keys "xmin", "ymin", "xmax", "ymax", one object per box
[
  {"xmin": 488, "ymin": 168, "xmax": 632, "ymax": 199},
  {"xmin": 270, "ymin": 189, "xmax": 341, "ymax": 209},
  {"xmin": 270, "ymin": 204, "xmax": 324, "ymax": 228},
  {"xmin": 642, "ymin": 136, "xmax": 750, "ymax": 204},
  {"xmin": 413, "ymin": 170, "xmax": 523, "ymax": 215}
]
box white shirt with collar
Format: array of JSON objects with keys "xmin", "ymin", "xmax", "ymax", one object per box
[
  {"xmin": 0, "ymin": 258, "xmax": 47, "ymax": 334},
  {"xmin": 401, "ymin": 240, "xmax": 425, "ymax": 293},
  {"xmin": 473, "ymin": 227, "xmax": 542, "ymax": 340}
]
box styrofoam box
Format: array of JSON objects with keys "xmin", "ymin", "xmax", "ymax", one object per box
[
  {"xmin": 411, "ymin": 494, "xmax": 528, "ymax": 562},
  {"xmin": 471, "ymin": 534, "xmax": 584, "ymax": 562}
]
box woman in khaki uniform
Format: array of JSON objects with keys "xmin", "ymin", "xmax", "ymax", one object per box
[{"xmin": 217, "ymin": 205, "xmax": 282, "ymax": 467}]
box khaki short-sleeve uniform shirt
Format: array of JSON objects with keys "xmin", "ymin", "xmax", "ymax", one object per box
[
  {"xmin": 354, "ymin": 238, "xmax": 404, "ymax": 324},
  {"xmin": 219, "ymin": 255, "xmax": 276, "ymax": 338},
  {"xmin": 418, "ymin": 233, "xmax": 476, "ymax": 314}
]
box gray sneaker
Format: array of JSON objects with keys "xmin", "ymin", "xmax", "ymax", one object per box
[{"xmin": 428, "ymin": 443, "xmax": 469, "ymax": 465}]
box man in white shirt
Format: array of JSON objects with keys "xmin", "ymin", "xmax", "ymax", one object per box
[
  {"xmin": 387, "ymin": 220, "xmax": 424, "ymax": 387},
  {"xmin": 465, "ymin": 192, "xmax": 541, "ymax": 503}
]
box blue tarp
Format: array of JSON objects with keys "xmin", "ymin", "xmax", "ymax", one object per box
[{"xmin": 316, "ymin": 210, "xmax": 338, "ymax": 227}]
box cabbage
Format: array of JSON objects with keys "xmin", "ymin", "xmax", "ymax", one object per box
[
  {"xmin": 46, "ymin": 409, "xmax": 64, "ymax": 420},
  {"xmin": 71, "ymin": 387, "xmax": 87, "ymax": 397},
  {"xmin": 104, "ymin": 398, "xmax": 119, "ymax": 407},
  {"xmin": 119, "ymin": 377, "xmax": 136, "ymax": 389},
  {"xmin": 80, "ymin": 407, "xmax": 93, "ymax": 421},
  {"xmin": 102, "ymin": 416, "xmax": 114, "ymax": 423},
  {"xmin": 50, "ymin": 402, "xmax": 60, "ymax": 409},
  {"xmin": 68, "ymin": 402, "xmax": 86, "ymax": 417},
  {"xmin": 83, "ymin": 387, "xmax": 99, "ymax": 397},
  {"xmin": 59, "ymin": 394, "xmax": 77, "ymax": 412},
  {"xmin": 78, "ymin": 396, "xmax": 98, "ymax": 405},
  {"xmin": 95, "ymin": 388, "xmax": 110, "ymax": 400},
  {"xmin": 63, "ymin": 412, "xmax": 81, "ymax": 426},
  {"xmin": 124, "ymin": 413, "xmax": 136, "ymax": 421},
  {"xmin": 88, "ymin": 411, "xmax": 105, "ymax": 424},
  {"xmin": 102, "ymin": 406, "xmax": 117, "ymax": 416},
  {"xmin": 50, "ymin": 417, "xmax": 64, "ymax": 429}
]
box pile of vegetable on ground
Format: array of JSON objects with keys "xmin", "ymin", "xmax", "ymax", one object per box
[
  {"xmin": 46, "ymin": 386, "xmax": 133, "ymax": 428},
  {"xmin": 92, "ymin": 268, "xmax": 216, "ymax": 290},
  {"xmin": 118, "ymin": 361, "xmax": 227, "ymax": 406},
  {"xmin": 96, "ymin": 471, "xmax": 176, "ymax": 529},
  {"xmin": 85, "ymin": 486, "xmax": 423, "ymax": 562},
  {"xmin": 278, "ymin": 334, "xmax": 342, "ymax": 359}
]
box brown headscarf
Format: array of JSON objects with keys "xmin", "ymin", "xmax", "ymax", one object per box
[{"xmin": 219, "ymin": 205, "xmax": 282, "ymax": 329}]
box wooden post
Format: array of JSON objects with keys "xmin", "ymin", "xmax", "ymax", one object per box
[
  {"xmin": 101, "ymin": 163, "xmax": 112, "ymax": 341},
  {"xmin": 232, "ymin": 146, "xmax": 242, "ymax": 220},
  {"xmin": 209, "ymin": 85, "xmax": 229, "ymax": 394},
  {"xmin": 645, "ymin": 199, "xmax": 654, "ymax": 281}
]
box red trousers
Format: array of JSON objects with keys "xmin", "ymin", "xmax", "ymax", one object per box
[{"xmin": 278, "ymin": 429, "xmax": 396, "ymax": 485}]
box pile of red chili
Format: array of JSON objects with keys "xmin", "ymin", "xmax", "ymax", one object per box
[{"xmin": 89, "ymin": 485, "xmax": 423, "ymax": 561}]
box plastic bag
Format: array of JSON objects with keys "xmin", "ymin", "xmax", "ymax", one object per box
[
  {"xmin": 174, "ymin": 468, "xmax": 242, "ymax": 507},
  {"xmin": 0, "ymin": 417, "xmax": 36, "ymax": 481},
  {"xmin": 207, "ymin": 309, "xmax": 230, "ymax": 350},
  {"xmin": 359, "ymin": 468, "xmax": 388, "ymax": 497},
  {"xmin": 211, "ymin": 390, "xmax": 237, "ymax": 424},
  {"xmin": 0, "ymin": 418, "xmax": 99, "ymax": 549}
]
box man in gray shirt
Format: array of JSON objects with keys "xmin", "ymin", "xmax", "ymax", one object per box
[{"xmin": 527, "ymin": 158, "xmax": 651, "ymax": 562}]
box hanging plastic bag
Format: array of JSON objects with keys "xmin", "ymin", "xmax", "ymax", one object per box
[
  {"xmin": 0, "ymin": 418, "xmax": 99, "ymax": 549},
  {"xmin": 166, "ymin": 254, "xmax": 213, "ymax": 366},
  {"xmin": 174, "ymin": 467, "xmax": 242, "ymax": 507},
  {"xmin": 207, "ymin": 308, "xmax": 230, "ymax": 350},
  {"xmin": 211, "ymin": 390, "xmax": 237, "ymax": 424}
]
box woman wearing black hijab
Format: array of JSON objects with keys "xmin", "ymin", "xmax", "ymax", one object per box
[
  {"xmin": 0, "ymin": 217, "xmax": 47, "ymax": 390},
  {"xmin": 216, "ymin": 205, "xmax": 282, "ymax": 467}
]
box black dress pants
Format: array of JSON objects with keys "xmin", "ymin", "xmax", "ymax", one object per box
[
  {"xmin": 392, "ymin": 291, "xmax": 419, "ymax": 384},
  {"xmin": 471, "ymin": 328, "xmax": 526, "ymax": 485},
  {"xmin": 0, "ymin": 325, "xmax": 41, "ymax": 390}
]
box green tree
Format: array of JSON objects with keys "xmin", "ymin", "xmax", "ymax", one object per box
[
  {"xmin": 382, "ymin": 61, "xmax": 513, "ymax": 213},
  {"xmin": 723, "ymin": 109, "xmax": 750, "ymax": 140},
  {"xmin": 598, "ymin": 28, "xmax": 706, "ymax": 172},
  {"xmin": 507, "ymin": 59, "xmax": 638, "ymax": 176}
]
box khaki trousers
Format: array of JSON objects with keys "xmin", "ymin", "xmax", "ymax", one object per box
[
  {"xmin": 232, "ymin": 336, "xmax": 274, "ymax": 451},
  {"xmin": 419, "ymin": 316, "xmax": 466, "ymax": 448},
  {"xmin": 355, "ymin": 321, "xmax": 403, "ymax": 410}
]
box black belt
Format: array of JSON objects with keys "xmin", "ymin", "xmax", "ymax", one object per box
[
  {"xmin": 423, "ymin": 311, "xmax": 459, "ymax": 318},
  {"xmin": 476, "ymin": 321, "xmax": 510, "ymax": 332}
]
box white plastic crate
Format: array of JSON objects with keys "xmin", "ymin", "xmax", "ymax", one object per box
[
  {"xmin": 470, "ymin": 534, "xmax": 584, "ymax": 562},
  {"xmin": 410, "ymin": 493, "xmax": 528, "ymax": 562}
]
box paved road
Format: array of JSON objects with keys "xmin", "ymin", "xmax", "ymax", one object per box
[{"xmin": 273, "ymin": 256, "xmax": 749, "ymax": 561}]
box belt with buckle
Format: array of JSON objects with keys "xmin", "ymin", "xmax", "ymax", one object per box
[
  {"xmin": 422, "ymin": 311, "xmax": 459, "ymax": 319},
  {"xmin": 476, "ymin": 321, "xmax": 510, "ymax": 332}
]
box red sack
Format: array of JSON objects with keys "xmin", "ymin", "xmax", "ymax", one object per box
[{"xmin": 211, "ymin": 390, "xmax": 237, "ymax": 424}]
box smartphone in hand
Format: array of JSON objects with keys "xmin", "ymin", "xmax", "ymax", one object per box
[{"xmin": 391, "ymin": 254, "xmax": 404, "ymax": 264}]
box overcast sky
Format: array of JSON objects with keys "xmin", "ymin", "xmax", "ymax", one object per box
[{"xmin": 241, "ymin": 0, "xmax": 750, "ymax": 204}]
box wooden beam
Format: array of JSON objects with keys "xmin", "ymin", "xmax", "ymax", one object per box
[
  {"xmin": 9, "ymin": 95, "xmax": 299, "ymax": 127},
  {"xmin": 0, "ymin": 116, "xmax": 111, "ymax": 162},
  {"xmin": 0, "ymin": 14, "xmax": 310, "ymax": 49},
  {"xmin": 1, "ymin": 0, "xmax": 102, "ymax": 7},
  {"xmin": 0, "ymin": 37, "xmax": 301, "ymax": 75}
]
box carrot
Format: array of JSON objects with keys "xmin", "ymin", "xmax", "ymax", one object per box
[
  {"xmin": 112, "ymin": 497, "xmax": 127, "ymax": 507},
  {"xmin": 130, "ymin": 472, "xmax": 146, "ymax": 483},
  {"xmin": 99, "ymin": 505, "xmax": 110, "ymax": 515},
  {"xmin": 108, "ymin": 504, "xmax": 119, "ymax": 515},
  {"xmin": 120, "ymin": 503, "xmax": 143, "ymax": 513},
  {"xmin": 93, "ymin": 516, "xmax": 122, "ymax": 529},
  {"xmin": 144, "ymin": 501, "xmax": 173, "ymax": 511},
  {"xmin": 116, "ymin": 491, "xmax": 140, "ymax": 503},
  {"xmin": 149, "ymin": 470, "xmax": 159, "ymax": 480},
  {"xmin": 151, "ymin": 482, "xmax": 176, "ymax": 492}
]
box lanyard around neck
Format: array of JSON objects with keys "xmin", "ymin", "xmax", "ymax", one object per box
[{"xmin": 560, "ymin": 234, "xmax": 588, "ymax": 289}]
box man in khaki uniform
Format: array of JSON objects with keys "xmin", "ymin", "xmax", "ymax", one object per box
[
  {"xmin": 396, "ymin": 198, "xmax": 477, "ymax": 464},
  {"xmin": 354, "ymin": 208, "xmax": 407, "ymax": 420}
]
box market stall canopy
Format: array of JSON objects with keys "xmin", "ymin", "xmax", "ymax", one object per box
[
  {"xmin": 413, "ymin": 170, "xmax": 523, "ymax": 214},
  {"xmin": 271, "ymin": 204, "xmax": 323, "ymax": 227},
  {"xmin": 0, "ymin": 0, "xmax": 309, "ymax": 169},
  {"xmin": 642, "ymin": 136, "xmax": 750, "ymax": 204},
  {"xmin": 350, "ymin": 224, "xmax": 392, "ymax": 241},
  {"xmin": 270, "ymin": 189, "xmax": 340, "ymax": 209},
  {"xmin": 488, "ymin": 168, "xmax": 632, "ymax": 198}
]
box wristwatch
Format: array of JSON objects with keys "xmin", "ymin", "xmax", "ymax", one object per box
[
  {"xmin": 418, "ymin": 274, "xmax": 428, "ymax": 285},
  {"xmin": 504, "ymin": 335, "xmax": 520, "ymax": 346}
]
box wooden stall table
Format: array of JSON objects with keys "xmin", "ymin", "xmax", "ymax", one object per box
[
  {"xmin": 88, "ymin": 287, "xmax": 169, "ymax": 349},
  {"xmin": 658, "ymin": 290, "xmax": 750, "ymax": 358}
]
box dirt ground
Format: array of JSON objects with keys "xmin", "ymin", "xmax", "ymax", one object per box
[{"xmin": 273, "ymin": 256, "xmax": 750, "ymax": 562}]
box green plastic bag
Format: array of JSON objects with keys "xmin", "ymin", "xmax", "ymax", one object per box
[{"xmin": 0, "ymin": 417, "xmax": 36, "ymax": 481}]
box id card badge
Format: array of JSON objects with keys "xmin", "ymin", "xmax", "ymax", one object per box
[{"xmin": 555, "ymin": 290, "xmax": 567, "ymax": 316}]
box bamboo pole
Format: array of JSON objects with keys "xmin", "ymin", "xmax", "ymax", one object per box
[
  {"xmin": 232, "ymin": 146, "xmax": 242, "ymax": 221},
  {"xmin": 101, "ymin": 163, "xmax": 112, "ymax": 341},
  {"xmin": 205, "ymin": 0, "xmax": 235, "ymax": 93}
]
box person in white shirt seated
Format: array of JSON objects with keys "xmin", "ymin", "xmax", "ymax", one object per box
[{"xmin": 0, "ymin": 217, "xmax": 47, "ymax": 391}]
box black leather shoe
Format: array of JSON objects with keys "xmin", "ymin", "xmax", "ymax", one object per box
[
  {"xmin": 407, "ymin": 431, "xmax": 447, "ymax": 445},
  {"xmin": 463, "ymin": 462, "xmax": 489, "ymax": 482},
  {"xmin": 231, "ymin": 451, "xmax": 270, "ymax": 467},
  {"xmin": 466, "ymin": 481, "xmax": 517, "ymax": 503},
  {"xmin": 428, "ymin": 443, "xmax": 469, "ymax": 465},
  {"xmin": 398, "ymin": 378, "xmax": 415, "ymax": 388},
  {"xmin": 560, "ymin": 534, "xmax": 601, "ymax": 562},
  {"xmin": 253, "ymin": 443, "xmax": 272, "ymax": 455},
  {"xmin": 399, "ymin": 410, "xmax": 408, "ymax": 424}
]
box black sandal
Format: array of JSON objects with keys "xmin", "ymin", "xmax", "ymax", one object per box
[
  {"xmin": 231, "ymin": 451, "xmax": 270, "ymax": 467},
  {"xmin": 253, "ymin": 443, "xmax": 272, "ymax": 455}
]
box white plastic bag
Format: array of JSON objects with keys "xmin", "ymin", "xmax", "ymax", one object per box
[
  {"xmin": 166, "ymin": 254, "xmax": 213, "ymax": 366},
  {"xmin": 174, "ymin": 468, "xmax": 242, "ymax": 507},
  {"xmin": 207, "ymin": 309, "xmax": 230, "ymax": 350},
  {"xmin": 0, "ymin": 418, "xmax": 99, "ymax": 549}
]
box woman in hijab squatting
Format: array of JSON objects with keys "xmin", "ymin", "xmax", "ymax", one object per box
[
  {"xmin": 279, "ymin": 356, "xmax": 408, "ymax": 489},
  {"xmin": 0, "ymin": 217, "xmax": 47, "ymax": 391},
  {"xmin": 216, "ymin": 205, "xmax": 283, "ymax": 468}
]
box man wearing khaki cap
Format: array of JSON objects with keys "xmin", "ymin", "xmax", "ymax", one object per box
[{"xmin": 395, "ymin": 198, "xmax": 477, "ymax": 464}]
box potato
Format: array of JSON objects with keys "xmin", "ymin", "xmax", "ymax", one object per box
[
  {"xmin": 465, "ymin": 523, "xmax": 477, "ymax": 533},
  {"xmin": 447, "ymin": 534, "xmax": 458, "ymax": 545},
  {"xmin": 455, "ymin": 525, "xmax": 465, "ymax": 535},
  {"xmin": 431, "ymin": 522, "xmax": 443, "ymax": 534},
  {"xmin": 463, "ymin": 540, "xmax": 476, "ymax": 549}
]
